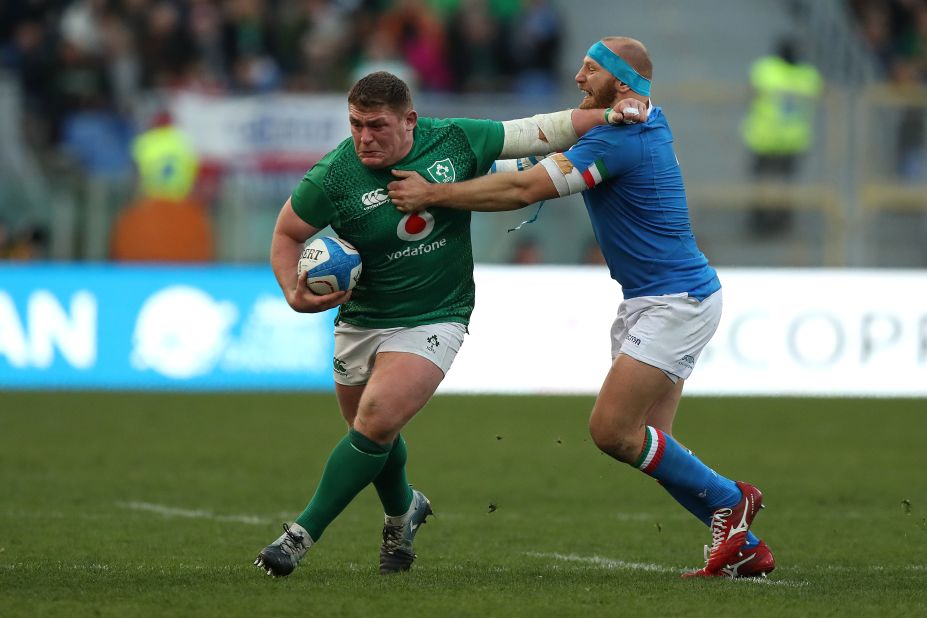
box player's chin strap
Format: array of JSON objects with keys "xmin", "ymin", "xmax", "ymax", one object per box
[{"xmin": 508, "ymin": 201, "xmax": 546, "ymax": 232}]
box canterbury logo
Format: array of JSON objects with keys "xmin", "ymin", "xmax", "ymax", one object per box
[{"xmin": 361, "ymin": 189, "xmax": 389, "ymax": 208}]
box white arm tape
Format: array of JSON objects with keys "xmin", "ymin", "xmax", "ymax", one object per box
[
  {"xmin": 540, "ymin": 155, "xmax": 588, "ymax": 197},
  {"xmin": 488, "ymin": 155, "xmax": 543, "ymax": 174},
  {"xmin": 499, "ymin": 109, "xmax": 577, "ymax": 158}
]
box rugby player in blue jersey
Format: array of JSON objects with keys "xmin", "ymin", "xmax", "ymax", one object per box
[{"xmin": 388, "ymin": 36, "xmax": 774, "ymax": 578}]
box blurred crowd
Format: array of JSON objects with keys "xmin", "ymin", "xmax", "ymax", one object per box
[
  {"xmin": 849, "ymin": 0, "xmax": 927, "ymax": 78},
  {"xmin": 849, "ymin": 0, "xmax": 927, "ymax": 179},
  {"xmin": 0, "ymin": 0, "xmax": 562, "ymax": 149},
  {"xmin": 0, "ymin": 0, "xmax": 563, "ymax": 261}
]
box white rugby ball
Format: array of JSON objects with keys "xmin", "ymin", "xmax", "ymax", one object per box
[{"xmin": 297, "ymin": 236, "xmax": 362, "ymax": 295}]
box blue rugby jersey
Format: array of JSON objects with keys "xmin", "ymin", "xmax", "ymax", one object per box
[{"xmin": 561, "ymin": 107, "xmax": 720, "ymax": 300}]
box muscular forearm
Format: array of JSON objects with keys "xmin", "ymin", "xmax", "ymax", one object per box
[
  {"xmin": 389, "ymin": 161, "xmax": 556, "ymax": 212},
  {"xmin": 270, "ymin": 198, "xmax": 348, "ymax": 312},
  {"xmin": 422, "ymin": 173, "xmax": 531, "ymax": 212},
  {"xmin": 571, "ymin": 108, "xmax": 608, "ymax": 137},
  {"xmin": 499, "ymin": 103, "xmax": 647, "ymax": 159}
]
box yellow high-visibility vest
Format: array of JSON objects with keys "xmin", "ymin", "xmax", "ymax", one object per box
[
  {"xmin": 742, "ymin": 56, "xmax": 823, "ymax": 155},
  {"xmin": 131, "ymin": 126, "xmax": 199, "ymax": 200}
]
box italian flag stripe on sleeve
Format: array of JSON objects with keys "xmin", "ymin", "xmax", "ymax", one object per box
[{"xmin": 580, "ymin": 159, "xmax": 608, "ymax": 188}]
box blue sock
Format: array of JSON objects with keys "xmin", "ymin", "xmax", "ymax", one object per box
[{"xmin": 634, "ymin": 426, "xmax": 742, "ymax": 514}]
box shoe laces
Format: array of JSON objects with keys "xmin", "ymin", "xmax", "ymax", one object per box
[
  {"xmin": 704, "ymin": 507, "xmax": 733, "ymax": 561},
  {"xmin": 382, "ymin": 521, "xmax": 405, "ymax": 554},
  {"xmin": 279, "ymin": 523, "xmax": 306, "ymax": 557}
]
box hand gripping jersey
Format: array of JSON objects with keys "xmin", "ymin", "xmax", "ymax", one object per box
[
  {"xmin": 557, "ymin": 106, "xmax": 720, "ymax": 300},
  {"xmin": 290, "ymin": 117, "xmax": 504, "ymax": 328}
]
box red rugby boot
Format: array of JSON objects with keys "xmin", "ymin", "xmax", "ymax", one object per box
[
  {"xmin": 684, "ymin": 540, "xmax": 776, "ymax": 579},
  {"xmin": 682, "ymin": 481, "xmax": 764, "ymax": 577}
]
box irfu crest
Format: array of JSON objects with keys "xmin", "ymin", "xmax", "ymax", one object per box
[{"xmin": 426, "ymin": 158, "xmax": 456, "ymax": 183}]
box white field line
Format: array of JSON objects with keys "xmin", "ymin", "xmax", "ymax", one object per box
[
  {"xmin": 526, "ymin": 551, "xmax": 678, "ymax": 574},
  {"xmin": 0, "ymin": 563, "xmax": 254, "ymax": 573},
  {"xmin": 3, "ymin": 553, "xmax": 924, "ymax": 581},
  {"xmin": 116, "ymin": 501, "xmax": 268, "ymax": 525},
  {"xmin": 434, "ymin": 511, "xmax": 687, "ymax": 522},
  {"xmin": 527, "ymin": 552, "xmax": 813, "ymax": 587}
]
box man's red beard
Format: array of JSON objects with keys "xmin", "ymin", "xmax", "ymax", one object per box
[{"xmin": 579, "ymin": 80, "xmax": 619, "ymax": 109}]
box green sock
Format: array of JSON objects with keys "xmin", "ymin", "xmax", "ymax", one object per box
[
  {"xmin": 295, "ymin": 429, "xmax": 391, "ymax": 541},
  {"xmin": 373, "ymin": 434, "xmax": 414, "ymax": 517}
]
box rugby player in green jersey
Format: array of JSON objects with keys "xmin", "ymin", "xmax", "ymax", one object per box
[{"xmin": 254, "ymin": 71, "xmax": 645, "ymax": 577}]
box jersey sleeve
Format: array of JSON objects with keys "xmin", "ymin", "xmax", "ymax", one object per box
[
  {"xmin": 542, "ymin": 126, "xmax": 642, "ymax": 195},
  {"xmin": 450, "ymin": 118, "xmax": 505, "ymax": 176},
  {"xmin": 290, "ymin": 166, "xmax": 336, "ymax": 228}
]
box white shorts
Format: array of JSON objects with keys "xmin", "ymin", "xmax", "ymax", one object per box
[
  {"xmin": 610, "ymin": 290, "xmax": 722, "ymax": 382},
  {"xmin": 332, "ymin": 322, "xmax": 468, "ymax": 386}
]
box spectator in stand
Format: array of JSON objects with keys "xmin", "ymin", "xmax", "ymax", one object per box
[
  {"xmin": 891, "ymin": 60, "xmax": 926, "ymax": 181},
  {"xmin": 59, "ymin": 0, "xmax": 106, "ymax": 56},
  {"xmin": 0, "ymin": 16, "xmax": 56, "ymax": 145},
  {"xmin": 110, "ymin": 110, "xmax": 214, "ymax": 261},
  {"xmin": 352, "ymin": 28, "xmax": 418, "ymax": 88},
  {"xmin": 0, "ymin": 218, "xmax": 10, "ymax": 259},
  {"xmin": 378, "ymin": 0, "xmax": 453, "ymax": 91},
  {"xmin": 896, "ymin": 1, "xmax": 927, "ymax": 70},
  {"xmin": 222, "ymin": 0, "xmax": 282, "ymax": 92},
  {"xmin": 850, "ymin": 0, "xmax": 927, "ymax": 73},
  {"xmin": 740, "ymin": 37, "xmax": 822, "ymax": 237},
  {"xmin": 187, "ymin": 0, "xmax": 227, "ymax": 91},
  {"xmin": 5, "ymin": 225, "xmax": 51, "ymax": 260},
  {"xmin": 292, "ymin": 0, "xmax": 354, "ymax": 92},
  {"xmin": 850, "ymin": 0, "xmax": 927, "ymax": 181},
  {"xmin": 137, "ymin": 1, "xmax": 196, "ymax": 89},
  {"xmin": 510, "ymin": 0, "xmax": 562, "ymax": 96},
  {"xmin": 446, "ymin": 0, "xmax": 505, "ymax": 92},
  {"xmin": 98, "ymin": 10, "xmax": 142, "ymax": 114}
]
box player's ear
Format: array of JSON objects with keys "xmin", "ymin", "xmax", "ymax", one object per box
[{"xmin": 405, "ymin": 109, "xmax": 418, "ymax": 131}]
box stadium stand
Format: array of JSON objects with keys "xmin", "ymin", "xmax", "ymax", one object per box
[{"xmin": 0, "ymin": 0, "xmax": 925, "ymax": 266}]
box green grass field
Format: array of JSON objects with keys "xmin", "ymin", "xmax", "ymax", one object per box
[{"xmin": 1, "ymin": 392, "xmax": 925, "ymax": 617}]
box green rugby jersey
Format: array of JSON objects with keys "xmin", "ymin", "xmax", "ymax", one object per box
[{"xmin": 290, "ymin": 117, "xmax": 504, "ymax": 328}]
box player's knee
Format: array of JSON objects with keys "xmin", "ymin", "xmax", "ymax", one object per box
[
  {"xmin": 588, "ymin": 416, "xmax": 639, "ymax": 464},
  {"xmin": 354, "ymin": 409, "xmax": 396, "ymax": 444},
  {"xmin": 588, "ymin": 421, "xmax": 615, "ymax": 454},
  {"xmin": 352, "ymin": 414, "xmax": 395, "ymax": 444}
]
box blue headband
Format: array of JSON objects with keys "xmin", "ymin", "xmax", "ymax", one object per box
[{"xmin": 587, "ymin": 41, "xmax": 651, "ymax": 96}]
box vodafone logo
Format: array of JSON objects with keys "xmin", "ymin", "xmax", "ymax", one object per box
[{"xmin": 397, "ymin": 211, "xmax": 435, "ymax": 241}]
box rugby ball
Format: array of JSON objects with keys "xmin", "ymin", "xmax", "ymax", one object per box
[{"xmin": 297, "ymin": 236, "xmax": 362, "ymax": 295}]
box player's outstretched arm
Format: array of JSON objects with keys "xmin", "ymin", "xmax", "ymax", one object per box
[
  {"xmin": 389, "ymin": 165, "xmax": 559, "ymax": 213},
  {"xmin": 574, "ymin": 98, "xmax": 647, "ymax": 133},
  {"xmin": 499, "ymin": 99, "xmax": 647, "ymax": 158},
  {"xmin": 271, "ymin": 197, "xmax": 351, "ymax": 313},
  {"xmin": 495, "ymin": 99, "xmax": 646, "ymax": 166}
]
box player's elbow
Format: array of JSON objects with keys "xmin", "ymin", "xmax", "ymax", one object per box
[
  {"xmin": 511, "ymin": 186, "xmax": 536, "ymax": 208},
  {"xmin": 512, "ymin": 173, "xmax": 555, "ymax": 207}
]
